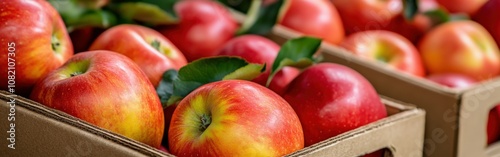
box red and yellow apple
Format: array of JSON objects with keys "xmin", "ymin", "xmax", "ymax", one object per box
[
  {"xmin": 279, "ymin": 0, "xmax": 345, "ymax": 45},
  {"xmin": 419, "ymin": 21, "xmax": 500, "ymax": 81},
  {"xmin": 168, "ymin": 80, "xmax": 304, "ymax": 156},
  {"xmin": 0, "ymin": 0, "xmax": 73, "ymax": 96},
  {"xmin": 90, "ymin": 24, "xmax": 188, "ymax": 87},
  {"xmin": 30, "ymin": 50, "xmax": 164, "ymax": 148},
  {"xmin": 283, "ymin": 63, "xmax": 387, "ymax": 146},
  {"xmin": 159, "ymin": 0, "xmax": 238, "ymax": 62},
  {"xmin": 340, "ymin": 30, "xmax": 425, "ymax": 77},
  {"xmin": 217, "ymin": 35, "xmax": 300, "ymax": 95}
]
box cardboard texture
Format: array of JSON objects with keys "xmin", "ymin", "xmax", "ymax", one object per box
[
  {"xmin": 0, "ymin": 90, "xmax": 424, "ymax": 157},
  {"xmin": 264, "ymin": 23, "xmax": 500, "ymax": 157}
]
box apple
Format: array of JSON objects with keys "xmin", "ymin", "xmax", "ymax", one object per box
[
  {"xmin": 89, "ymin": 24, "xmax": 188, "ymax": 87},
  {"xmin": 279, "ymin": 0, "xmax": 345, "ymax": 45},
  {"xmin": 331, "ymin": 0, "xmax": 402, "ymax": 35},
  {"xmin": 0, "ymin": 0, "xmax": 73, "ymax": 96},
  {"xmin": 30, "ymin": 50, "xmax": 164, "ymax": 148},
  {"xmin": 340, "ymin": 30, "xmax": 425, "ymax": 77},
  {"xmin": 419, "ymin": 21, "xmax": 500, "ymax": 81},
  {"xmin": 159, "ymin": 0, "xmax": 238, "ymax": 62},
  {"xmin": 159, "ymin": 145, "xmax": 169, "ymax": 153},
  {"xmin": 436, "ymin": 0, "xmax": 488, "ymax": 15},
  {"xmin": 217, "ymin": 35, "xmax": 300, "ymax": 95},
  {"xmin": 473, "ymin": 0, "xmax": 500, "ymax": 46},
  {"xmin": 283, "ymin": 63, "xmax": 387, "ymax": 146},
  {"xmin": 426, "ymin": 73, "xmax": 477, "ymax": 89},
  {"xmin": 168, "ymin": 80, "xmax": 304, "ymax": 156},
  {"xmin": 161, "ymin": 103, "xmax": 178, "ymax": 147},
  {"xmin": 426, "ymin": 73, "xmax": 500, "ymax": 144}
]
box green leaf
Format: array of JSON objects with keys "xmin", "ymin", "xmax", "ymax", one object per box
[
  {"xmin": 156, "ymin": 57, "xmax": 265, "ymax": 106},
  {"xmin": 156, "ymin": 69, "xmax": 178, "ymax": 108},
  {"xmin": 267, "ymin": 37, "xmax": 322, "ymax": 86},
  {"xmin": 109, "ymin": 1, "xmax": 178, "ymax": 26},
  {"xmin": 423, "ymin": 8, "xmax": 470, "ymax": 27},
  {"xmin": 217, "ymin": 0, "xmax": 253, "ymax": 13},
  {"xmin": 402, "ymin": 0, "xmax": 419, "ymax": 20},
  {"xmin": 48, "ymin": 0, "xmax": 118, "ymax": 32},
  {"xmin": 237, "ymin": 0, "xmax": 285, "ymax": 35}
]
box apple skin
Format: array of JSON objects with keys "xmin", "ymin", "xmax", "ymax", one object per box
[
  {"xmin": 436, "ymin": 0, "xmax": 488, "ymax": 15},
  {"xmin": 283, "ymin": 63, "xmax": 387, "ymax": 146},
  {"xmin": 331, "ymin": 0, "xmax": 402, "ymax": 35},
  {"xmin": 279, "ymin": 0, "xmax": 344, "ymax": 45},
  {"xmin": 473, "ymin": 0, "xmax": 500, "ymax": 47},
  {"xmin": 89, "ymin": 24, "xmax": 188, "ymax": 87},
  {"xmin": 217, "ymin": 35, "xmax": 300, "ymax": 95},
  {"xmin": 340, "ymin": 30, "xmax": 425, "ymax": 77},
  {"xmin": 30, "ymin": 50, "xmax": 164, "ymax": 148},
  {"xmin": 168, "ymin": 80, "xmax": 304, "ymax": 156},
  {"xmin": 159, "ymin": 0, "xmax": 238, "ymax": 62},
  {"xmin": 0, "ymin": 0, "xmax": 73, "ymax": 96},
  {"xmin": 419, "ymin": 21, "xmax": 500, "ymax": 81},
  {"xmin": 426, "ymin": 73, "xmax": 500, "ymax": 144}
]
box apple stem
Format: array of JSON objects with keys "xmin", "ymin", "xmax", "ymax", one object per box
[
  {"xmin": 151, "ymin": 40, "xmax": 161, "ymax": 52},
  {"xmin": 70, "ymin": 72, "xmax": 82, "ymax": 77},
  {"xmin": 52, "ymin": 34, "xmax": 61, "ymax": 52},
  {"xmin": 199, "ymin": 114, "xmax": 211, "ymax": 132}
]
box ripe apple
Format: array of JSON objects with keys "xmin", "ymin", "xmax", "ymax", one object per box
[
  {"xmin": 473, "ymin": 0, "xmax": 500, "ymax": 46},
  {"xmin": 436, "ymin": 0, "xmax": 488, "ymax": 15},
  {"xmin": 159, "ymin": 0, "xmax": 238, "ymax": 62},
  {"xmin": 30, "ymin": 50, "xmax": 164, "ymax": 148},
  {"xmin": 90, "ymin": 24, "xmax": 188, "ymax": 87},
  {"xmin": 283, "ymin": 63, "xmax": 387, "ymax": 146},
  {"xmin": 279, "ymin": 0, "xmax": 345, "ymax": 45},
  {"xmin": 168, "ymin": 80, "xmax": 304, "ymax": 156},
  {"xmin": 217, "ymin": 35, "xmax": 300, "ymax": 95},
  {"xmin": 331, "ymin": 0, "xmax": 402, "ymax": 35},
  {"xmin": 419, "ymin": 21, "xmax": 500, "ymax": 81},
  {"xmin": 340, "ymin": 30, "xmax": 425, "ymax": 77},
  {"xmin": 0, "ymin": 0, "xmax": 73, "ymax": 96}
]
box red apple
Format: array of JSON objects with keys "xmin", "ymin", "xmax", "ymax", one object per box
[
  {"xmin": 159, "ymin": 145, "xmax": 169, "ymax": 153},
  {"xmin": 30, "ymin": 50, "xmax": 164, "ymax": 148},
  {"xmin": 283, "ymin": 63, "xmax": 387, "ymax": 146},
  {"xmin": 473, "ymin": 0, "xmax": 500, "ymax": 46},
  {"xmin": 0, "ymin": 0, "xmax": 73, "ymax": 96},
  {"xmin": 419, "ymin": 21, "xmax": 500, "ymax": 81},
  {"xmin": 159, "ymin": 0, "xmax": 238, "ymax": 62},
  {"xmin": 217, "ymin": 35, "xmax": 300, "ymax": 95},
  {"xmin": 340, "ymin": 30, "xmax": 425, "ymax": 77},
  {"xmin": 331, "ymin": 0, "xmax": 402, "ymax": 35},
  {"xmin": 436, "ymin": 0, "xmax": 488, "ymax": 15},
  {"xmin": 168, "ymin": 80, "xmax": 304, "ymax": 156},
  {"xmin": 426, "ymin": 73, "xmax": 477, "ymax": 89},
  {"xmin": 488, "ymin": 108, "xmax": 500, "ymax": 144},
  {"xmin": 90, "ymin": 24, "xmax": 188, "ymax": 87},
  {"xmin": 279, "ymin": 0, "xmax": 344, "ymax": 45}
]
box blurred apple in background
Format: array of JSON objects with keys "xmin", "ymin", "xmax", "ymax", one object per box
[
  {"xmin": 159, "ymin": 0, "xmax": 238, "ymax": 62},
  {"xmin": 279, "ymin": 0, "xmax": 345, "ymax": 45},
  {"xmin": 30, "ymin": 51, "xmax": 164, "ymax": 148},
  {"xmin": 283, "ymin": 63, "xmax": 387, "ymax": 146},
  {"xmin": 473, "ymin": 0, "xmax": 500, "ymax": 47},
  {"xmin": 90, "ymin": 24, "xmax": 188, "ymax": 87},
  {"xmin": 435, "ymin": 0, "xmax": 488, "ymax": 15},
  {"xmin": 218, "ymin": 35, "xmax": 300, "ymax": 95},
  {"xmin": 340, "ymin": 30, "xmax": 425, "ymax": 77},
  {"xmin": 0, "ymin": 0, "xmax": 73, "ymax": 96},
  {"xmin": 419, "ymin": 21, "xmax": 500, "ymax": 81},
  {"xmin": 168, "ymin": 80, "xmax": 304, "ymax": 156}
]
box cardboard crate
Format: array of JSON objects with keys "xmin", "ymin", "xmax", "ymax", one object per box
[
  {"xmin": 0, "ymin": 90, "xmax": 424, "ymax": 157},
  {"xmin": 265, "ymin": 23, "xmax": 500, "ymax": 157}
]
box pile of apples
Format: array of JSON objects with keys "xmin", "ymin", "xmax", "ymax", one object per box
[{"xmin": 3, "ymin": 0, "xmax": 498, "ymax": 156}]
